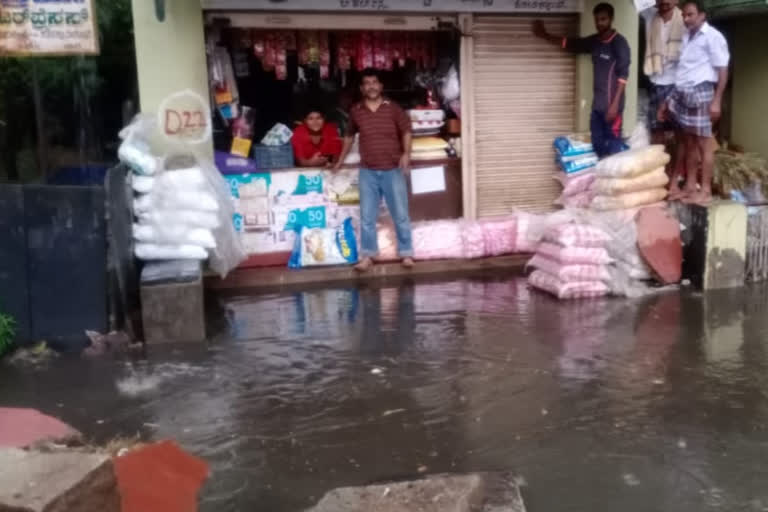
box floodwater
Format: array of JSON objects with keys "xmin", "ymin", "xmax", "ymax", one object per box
[{"xmin": 4, "ymin": 277, "xmax": 768, "ymax": 512}]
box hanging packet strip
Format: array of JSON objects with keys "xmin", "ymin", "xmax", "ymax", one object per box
[
  {"xmin": 288, "ymin": 218, "xmax": 359, "ymax": 268},
  {"xmin": 554, "ymin": 135, "xmax": 594, "ymax": 157}
]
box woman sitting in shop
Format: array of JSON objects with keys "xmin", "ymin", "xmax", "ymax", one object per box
[{"xmin": 291, "ymin": 107, "xmax": 342, "ymax": 167}]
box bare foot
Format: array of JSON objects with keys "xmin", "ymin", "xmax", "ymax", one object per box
[
  {"xmin": 354, "ymin": 257, "xmax": 374, "ymax": 272},
  {"xmin": 668, "ymin": 187, "xmax": 685, "ymax": 200},
  {"xmin": 401, "ymin": 257, "xmax": 415, "ymax": 269},
  {"xmin": 682, "ymin": 191, "xmax": 712, "ymax": 205}
]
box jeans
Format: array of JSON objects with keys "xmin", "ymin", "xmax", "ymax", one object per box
[
  {"xmin": 590, "ymin": 109, "xmax": 627, "ymax": 158},
  {"xmin": 359, "ymin": 168, "xmax": 413, "ymax": 258}
]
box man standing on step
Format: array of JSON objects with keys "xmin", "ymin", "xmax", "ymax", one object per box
[
  {"xmin": 642, "ymin": 0, "xmax": 684, "ymax": 139},
  {"xmin": 334, "ymin": 68, "xmax": 414, "ymax": 272},
  {"xmin": 533, "ymin": 3, "xmax": 631, "ymax": 158},
  {"xmin": 658, "ymin": 0, "xmax": 729, "ymax": 204}
]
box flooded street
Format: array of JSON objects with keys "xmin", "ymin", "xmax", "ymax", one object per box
[{"xmin": 4, "ymin": 277, "xmax": 768, "ymax": 512}]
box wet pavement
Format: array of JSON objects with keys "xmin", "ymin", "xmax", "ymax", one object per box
[{"xmin": 3, "ymin": 277, "xmax": 768, "ymax": 512}]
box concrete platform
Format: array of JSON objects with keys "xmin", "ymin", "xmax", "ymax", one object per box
[
  {"xmin": 0, "ymin": 448, "xmax": 119, "ymax": 512},
  {"xmin": 205, "ymin": 255, "xmax": 530, "ymax": 292},
  {"xmin": 306, "ymin": 472, "xmax": 526, "ymax": 512}
]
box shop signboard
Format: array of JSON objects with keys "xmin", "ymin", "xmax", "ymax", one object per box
[
  {"xmin": 201, "ymin": 0, "xmax": 583, "ymax": 13},
  {"xmin": 0, "ymin": 0, "xmax": 99, "ymax": 56}
]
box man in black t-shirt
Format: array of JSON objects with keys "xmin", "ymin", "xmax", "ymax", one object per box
[{"xmin": 534, "ymin": 3, "xmax": 631, "ymax": 158}]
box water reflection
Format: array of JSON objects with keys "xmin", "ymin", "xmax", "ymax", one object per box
[{"xmin": 3, "ymin": 278, "xmax": 768, "ymax": 512}]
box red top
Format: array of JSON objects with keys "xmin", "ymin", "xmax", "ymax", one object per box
[
  {"xmin": 347, "ymin": 100, "xmax": 411, "ymax": 170},
  {"xmin": 291, "ymin": 122, "xmax": 342, "ymax": 163}
]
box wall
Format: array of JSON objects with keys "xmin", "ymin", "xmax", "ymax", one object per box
[
  {"xmin": 575, "ymin": 0, "xmax": 640, "ymax": 135},
  {"xmin": 130, "ymin": 0, "xmax": 211, "ymax": 153},
  {"xmin": 728, "ymin": 16, "xmax": 768, "ymax": 159}
]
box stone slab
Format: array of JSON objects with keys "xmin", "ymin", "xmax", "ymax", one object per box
[
  {"xmin": 0, "ymin": 448, "xmax": 120, "ymax": 512},
  {"xmin": 637, "ymin": 205, "xmax": 682, "ymax": 284},
  {"xmin": 114, "ymin": 441, "xmax": 209, "ymax": 512},
  {"xmin": 306, "ymin": 473, "xmax": 526, "ymax": 512},
  {"xmin": 0, "ymin": 409, "xmax": 81, "ymax": 449}
]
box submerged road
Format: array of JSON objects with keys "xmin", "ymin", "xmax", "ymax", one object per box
[{"xmin": 3, "ymin": 277, "xmax": 768, "ymax": 512}]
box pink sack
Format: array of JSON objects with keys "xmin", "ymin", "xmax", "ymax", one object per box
[
  {"xmin": 412, "ymin": 220, "xmax": 464, "ymax": 261},
  {"xmin": 542, "ymin": 223, "xmax": 610, "ymax": 248},
  {"xmin": 528, "ymin": 269, "xmax": 610, "ymax": 300},
  {"xmin": 480, "ymin": 217, "xmax": 518, "ymax": 256},
  {"xmin": 528, "ymin": 254, "xmax": 612, "ymax": 282},
  {"xmin": 554, "ymin": 170, "xmax": 596, "ymax": 197},
  {"xmin": 461, "ymin": 221, "xmax": 487, "ymax": 259},
  {"xmin": 537, "ymin": 242, "xmax": 613, "ymax": 265},
  {"xmin": 554, "ymin": 190, "xmax": 594, "ymax": 209}
]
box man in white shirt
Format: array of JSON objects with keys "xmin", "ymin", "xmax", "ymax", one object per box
[
  {"xmin": 642, "ymin": 0, "xmax": 684, "ymax": 145},
  {"xmin": 659, "ymin": 0, "xmax": 729, "ymax": 203}
]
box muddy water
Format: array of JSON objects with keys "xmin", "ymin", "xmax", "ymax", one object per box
[{"xmin": 4, "ymin": 277, "xmax": 768, "ymax": 512}]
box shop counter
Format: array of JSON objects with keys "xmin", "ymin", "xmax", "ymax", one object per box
[{"xmin": 216, "ymin": 153, "xmax": 462, "ymax": 268}]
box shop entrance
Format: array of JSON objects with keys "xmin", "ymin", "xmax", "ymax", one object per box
[{"xmin": 203, "ymin": 11, "xmax": 463, "ymax": 266}]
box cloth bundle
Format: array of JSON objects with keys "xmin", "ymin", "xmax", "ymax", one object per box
[
  {"xmin": 591, "ymin": 145, "xmax": 671, "ymax": 210},
  {"xmin": 527, "ymin": 223, "xmax": 614, "ymax": 299}
]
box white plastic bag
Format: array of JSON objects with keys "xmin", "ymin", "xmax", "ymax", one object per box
[
  {"xmin": 133, "ymin": 223, "xmax": 216, "ymax": 249},
  {"xmin": 135, "ymin": 243, "xmax": 208, "ymax": 260},
  {"xmin": 138, "ymin": 209, "xmax": 221, "ymax": 230},
  {"xmin": 118, "ymin": 115, "xmax": 162, "ymax": 176},
  {"xmin": 131, "ymin": 175, "xmax": 155, "ymax": 194},
  {"xmin": 441, "ymin": 65, "xmax": 461, "ymax": 102},
  {"xmin": 628, "ymin": 121, "xmax": 650, "ymax": 149}
]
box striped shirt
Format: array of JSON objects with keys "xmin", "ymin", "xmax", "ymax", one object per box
[{"xmin": 347, "ymin": 99, "xmax": 411, "ymax": 170}]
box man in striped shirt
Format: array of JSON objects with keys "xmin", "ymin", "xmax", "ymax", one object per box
[{"xmin": 335, "ymin": 69, "xmax": 414, "ymax": 272}]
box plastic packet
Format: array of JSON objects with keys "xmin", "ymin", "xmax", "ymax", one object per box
[{"xmin": 288, "ymin": 218, "xmax": 358, "ymax": 268}]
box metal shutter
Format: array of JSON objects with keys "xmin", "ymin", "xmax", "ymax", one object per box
[{"xmin": 471, "ymin": 15, "xmax": 578, "ymax": 217}]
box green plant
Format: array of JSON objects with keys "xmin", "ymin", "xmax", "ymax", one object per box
[{"xmin": 0, "ymin": 312, "xmax": 16, "ymax": 358}]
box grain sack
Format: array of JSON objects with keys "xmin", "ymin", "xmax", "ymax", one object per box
[
  {"xmin": 593, "ymin": 167, "xmax": 669, "ymax": 195},
  {"xmin": 596, "ymin": 145, "xmax": 671, "ymax": 178},
  {"xmin": 591, "ymin": 188, "xmax": 669, "ymax": 211},
  {"xmin": 536, "ymin": 242, "xmax": 614, "ymax": 265},
  {"xmin": 528, "ymin": 254, "xmax": 612, "ymax": 282},
  {"xmin": 528, "ymin": 269, "xmax": 610, "ymax": 299}
]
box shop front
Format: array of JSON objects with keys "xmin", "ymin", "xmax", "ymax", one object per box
[{"xmin": 130, "ymin": 0, "xmax": 639, "ymax": 271}]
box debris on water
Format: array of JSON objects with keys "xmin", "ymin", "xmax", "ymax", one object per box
[
  {"xmin": 370, "ymin": 367, "xmax": 385, "ymax": 375},
  {"xmin": 541, "ymin": 408, "xmax": 549, "ymax": 416},
  {"xmin": 417, "ymin": 465, "xmax": 428, "ymax": 473},
  {"xmin": 382, "ymin": 487, "xmax": 391, "ymax": 498},
  {"xmin": 652, "ymin": 378, "xmax": 665, "ymax": 385},
  {"xmin": 622, "ymin": 473, "xmax": 640, "ymax": 487},
  {"xmin": 7, "ymin": 341, "xmax": 57, "ymax": 367},
  {"xmin": 381, "ymin": 408, "xmax": 406, "ymax": 417},
  {"xmin": 678, "ymin": 438, "xmax": 687, "ymax": 449},
  {"xmin": 83, "ymin": 330, "xmax": 142, "ymax": 357}
]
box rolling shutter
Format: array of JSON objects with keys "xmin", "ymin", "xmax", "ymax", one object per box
[{"xmin": 471, "ymin": 15, "xmax": 579, "ymax": 217}]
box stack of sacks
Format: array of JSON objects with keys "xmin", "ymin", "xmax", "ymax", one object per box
[
  {"xmin": 553, "ymin": 134, "xmax": 598, "ymax": 208},
  {"xmin": 591, "ymin": 145, "xmax": 671, "ymax": 210},
  {"xmin": 412, "ymin": 137, "xmax": 449, "ymax": 161},
  {"xmin": 132, "ymin": 164, "xmax": 221, "ymax": 261},
  {"xmin": 527, "ymin": 223, "xmax": 614, "ymax": 299}
]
